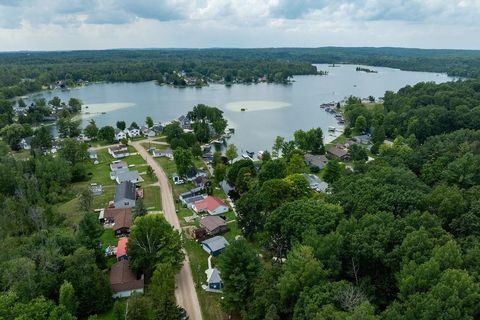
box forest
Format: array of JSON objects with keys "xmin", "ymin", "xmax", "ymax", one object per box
[
  {"xmin": 1, "ymin": 47, "xmax": 480, "ymax": 99},
  {"xmin": 212, "ymin": 79, "xmax": 480, "ymax": 319}
]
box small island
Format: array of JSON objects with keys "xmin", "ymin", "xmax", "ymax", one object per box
[{"xmin": 356, "ymin": 66, "xmax": 378, "ymax": 73}]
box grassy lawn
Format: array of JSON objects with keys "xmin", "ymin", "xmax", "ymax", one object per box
[
  {"xmin": 96, "ymin": 308, "xmax": 115, "ymax": 320},
  {"xmin": 184, "ymin": 237, "xmax": 226, "ymax": 320},
  {"xmin": 143, "ymin": 186, "xmax": 162, "ymax": 210},
  {"xmin": 100, "ymin": 228, "xmax": 118, "ymax": 247}
]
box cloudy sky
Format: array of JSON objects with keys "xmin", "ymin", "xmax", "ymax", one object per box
[{"xmin": 0, "ymin": 0, "xmax": 479, "ymax": 51}]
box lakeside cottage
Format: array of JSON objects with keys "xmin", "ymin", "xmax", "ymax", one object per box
[
  {"xmin": 109, "ymin": 260, "xmax": 144, "ymax": 298},
  {"xmin": 192, "ymin": 196, "xmax": 229, "ymax": 216},
  {"xmin": 327, "ymin": 146, "xmax": 350, "ymax": 161},
  {"xmin": 304, "ymin": 153, "xmax": 328, "ymax": 170},
  {"xmin": 114, "ymin": 181, "xmax": 137, "ymax": 208}
]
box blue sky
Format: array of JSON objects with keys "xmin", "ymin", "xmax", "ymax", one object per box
[{"xmin": 0, "ymin": 0, "xmax": 479, "ymax": 51}]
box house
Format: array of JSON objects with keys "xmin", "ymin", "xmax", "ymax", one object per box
[
  {"xmin": 110, "ymin": 160, "xmax": 128, "ymax": 171},
  {"xmin": 193, "ymin": 176, "xmax": 209, "ymax": 188},
  {"xmin": 100, "ymin": 207, "xmax": 133, "ymax": 235},
  {"xmin": 89, "ymin": 183, "xmax": 103, "ymax": 196},
  {"xmin": 88, "ymin": 150, "xmax": 98, "ymax": 160},
  {"xmin": 19, "ymin": 137, "xmax": 32, "ymax": 150},
  {"xmin": 116, "ymin": 237, "xmax": 129, "ymax": 261},
  {"xmin": 303, "ymin": 173, "xmax": 329, "ymax": 193},
  {"xmin": 201, "ymin": 236, "xmax": 229, "ymax": 256},
  {"xmin": 152, "ymin": 148, "xmax": 173, "ymax": 160},
  {"xmin": 108, "ymin": 145, "xmax": 129, "ymax": 159},
  {"xmin": 304, "ymin": 153, "xmax": 328, "ymax": 170},
  {"xmin": 151, "ymin": 123, "xmax": 163, "ymax": 133},
  {"xmin": 186, "ymin": 167, "xmax": 208, "ymax": 182},
  {"xmin": 179, "ymin": 187, "xmax": 205, "ymax": 204},
  {"xmin": 145, "ymin": 129, "xmax": 156, "ymax": 138},
  {"xmin": 205, "ymin": 267, "xmax": 223, "ymax": 291},
  {"xmin": 354, "ymin": 134, "xmax": 371, "ymax": 145},
  {"xmin": 327, "ymin": 146, "xmax": 350, "ymax": 161},
  {"xmin": 200, "ymin": 216, "xmax": 229, "ymax": 235},
  {"xmin": 114, "ymin": 182, "xmax": 137, "ymax": 208},
  {"xmin": 109, "ymin": 260, "xmax": 144, "ymax": 298},
  {"xmin": 115, "ymin": 129, "xmax": 127, "ymax": 141},
  {"xmin": 183, "ymin": 195, "xmax": 206, "ymax": 208},
  {"xmin": 127, "ymin": 128, "xmax": 141, "ymax": 137},
  {"xmin": 178, "ymin": 115, "xmax": 191, "ymax": 129},
  {"xmin": 110, "ymin": 168, "xmax": 130, "ymax": 180},
  {"xmin": 192, "ymin": 196, "xmax": 229, "ymax": 216},
  {"xmin": 115, "ymin": 171, "xmax": 143, "ymax": 184}
]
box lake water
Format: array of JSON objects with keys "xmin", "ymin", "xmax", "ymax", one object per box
[{"xmin": 27, "ymin": 64, "xmax": 453, "ymax": 153}]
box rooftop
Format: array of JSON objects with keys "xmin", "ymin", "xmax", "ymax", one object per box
[
  {"xmin": 109, "ymin": 260, "xmax": 144, "ymax": 293},
  {"xmin": 201, "ymin": 236, "xmax": 229, "ymax": 253},
  {"xmin": 115, "ymin": 181, "xmax": 136, "ymax": 201},
  {"xmin": 116, "ymin": 237, "xmax": 128, "ymax": 258},
  {"xmin": 193, "ymin": 196, "xmax": 226, "ymax": 212},
  {"xmin": 200, "ymin": 216, "xmax": 226, "ymax": 232}
]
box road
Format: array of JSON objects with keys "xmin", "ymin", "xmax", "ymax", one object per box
[{"xmin": 131, "ymin": 140, "xmax": 203, "ymax": 320}]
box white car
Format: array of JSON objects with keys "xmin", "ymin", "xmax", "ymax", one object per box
[{"xmin": 174, "ymin": 179, "xmax": 185, "ymax": 185}]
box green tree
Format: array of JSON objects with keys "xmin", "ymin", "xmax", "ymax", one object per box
[
  {"xmin": 130, "ymin": 121, "xmax": 139, "ymax": 129},
  {"xmin": 57, "ymin": 116, "xmax": 81, "ymax": 138},
  {"xmin": 59, "ymin": 138, "xmax": 88, "ymax": 165},
  {"xmin": 116, "ymin": 121, "xmax": 126, "ymax": 131},
  {"xmin": 78, "ymin": 188, "xmax": 93, "ymax": 212},
  {"xmin": 32, "ymin": 126, "xmax": 53, "ymax": 150},
  {"xmin": 173, "ymin": 147, "xmax": 194, "ymax": 177},
  {"xmin": 77, "ymin": 212, "xmax": 103, "ymax": 251},
  {"xmin": 287, "ymin": 153, "xmax": 307, "ymax": 175},
  {"xmin": 59, "ymin": 281, "xmax": 77, "ymax": 316},
  {"xmin": 258, "ymin": 159, "xmax": 287, "ymax": 185},
  {"xmin": 226, "ymin": 143, "xmax": 238, "ymax": 163},
  {"xmin": 145, "ymin": 116, "xmax": 154, "ymax": 128},
  {"xmin": 84, "ymin": 119, "xmax": 99, "ymax": 140},
  {"xmin": 127, "ymin": 215, "xmax": 184, "ymax": 280},
  {"xmin": 0, "ymin": 123, "xmax": 27, "ymax": 150},
  {"xmin": 149, "ymin": 263, "xmax": 182, "ymax": 320},
  {"xmin": 323, "ymin": 159, "xmax": 342, "ymax": 184},
  {"xmin": 97, "ymin": 126, "xmax": 115, "ymax": 143},
  {"xmin": 126, "ymin": 293, "xmax": 152, "ymax": 320},
  {"xmin": 214, "ymin": 163, "xmax": 227, "ymax": 184},
  {"xmin": 219, "ymin": 240, "xmax": 261, "ymax": 314},
  {"xmin": 68, "ymin": 98, "xmax": 82, "ymax": 112},
  {"xmin": 355, "ymin": 115, "xmax": 368, "ymax": 134},
  {"xmin": 49, "ymin": 96, "xmax": 61, "ymax": 107},
  {"xmin": 133, "ymin": 198, "xmax": 148, "ymax": 219},
  {"xmin": 272, "ymin": 136, "xmax": 285, "ymax": 158},
  {"xmin": 349, "ymin": 144, "xmax": 368, "ymax": 162},
  {"xmin": 63, "ymin": 248, "xmax": 112, "ymax": 316}
]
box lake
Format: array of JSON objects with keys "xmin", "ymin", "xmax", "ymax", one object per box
[{"xmin": 27, "ymin": 64, "xmax": 453, "ymax": 153}]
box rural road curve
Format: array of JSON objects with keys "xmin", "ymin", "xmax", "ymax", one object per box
[{"xmin": 131, "ymin": 140, "xmax": 203, "ymax": 320}]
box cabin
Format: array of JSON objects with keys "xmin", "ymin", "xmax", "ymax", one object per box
[
  {"xmin": 109, "ymin": 260, "xmax": 144, "ymax": 298},
  {"xmin": 192, "ymin": 196, "xmax": 229, "ymax": 216},
  {"xmin": 116, "ymin": 237, "xmax": 129, "ymax": 261},
  {"xmin": 200, "ymin": 216, "xmax": 229, "ymax": 236},
  {"xmin": 304, "ymin": 153, "xmax": 328, "ymax": 170},
  {"xmin": 303, "ymin": 173, "xmax": 329, "ymax": 193},
  {"xmin": 100, "ymin": 207, "xmax": 133, "ymax": 236},
  {"xmin": 115, "ymin": 171, "xmax": 143, "ymax": 184},
  {"xmin": 327, "ymin": 146, "xmax": 350, "ymax": 161},
  {"xmin": 201, "ymin": 236, "xmax": 229, "ymax": 256},
  {"xmin": 114, "ymin": 182, "xmax": 137, "ymax": 208}
]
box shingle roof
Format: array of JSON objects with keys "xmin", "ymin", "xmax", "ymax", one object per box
[
  {"xmin": 328, "ymin": 146, "xmax": 349, "ymax": 158},
  {"xmin": 115, "ymin": 182, "xmax": 136, "ymax": 202},
  {"xmin": 193, "ymin": 196, "xmax": 226, "ymax": 212},
  {"xmin": 110, "ymin": 161, "xmax": 128, "ymax": 171},
  {"xmin": 116, "ymin": 171, "xmax": 141, "ymax": 184},
  {"xmin": 206, "ymin": 268, "xmax": 222, "ymax": 284},
  {"xmin": 200, "ymin": 216, "xmax": 226, "ymax": 233},
  {"xmin": 109, "ymin": 260, "xmax": 144, "ymax": 293},
  {"xmin": 103, "ymin": 208, "xmax": 133, "ymax": 231}
]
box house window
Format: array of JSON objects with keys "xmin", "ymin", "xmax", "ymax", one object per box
[{"xmin": 124, "ymin": 202, "xmax": 129, "ymax": 206}]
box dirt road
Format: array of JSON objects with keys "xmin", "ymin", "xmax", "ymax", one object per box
[{"xmin": 131, "ymin": 141, "xmax": 203, "ymax": 320}]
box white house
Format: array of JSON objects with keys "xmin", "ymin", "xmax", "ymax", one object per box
[
  {"xmin": 192, "ymin": 196, "xmax": 229, "ymax": 216},
  {"xmin": 115, "ymin": 171, "xmax": 144, "ymax": 184},
  {"xmin": 115, "ymin": 129, "xmax": 127, "ymax": 141},
  {"xmin": 127, "ymin": 128, "xmax": 141, "ymax": 137}
]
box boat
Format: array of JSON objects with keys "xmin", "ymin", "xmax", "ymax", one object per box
[
  {"xmin": 241, "ymin": 108, "xmax": 246, "ymax": 112},
  {"xmin": 228, "ymin": 128, "xmax": 235, "ymax": 133},
  {"xmin": 245, "ymin": 150, "xmax": 255, "ymax": 158},
  {"xmin": 328, "ymin": 126, "xmax": 336, "ymax": 132},
  {"xmin": 257, "ymin": 150, "xmax": 264, "ymax": 160}
]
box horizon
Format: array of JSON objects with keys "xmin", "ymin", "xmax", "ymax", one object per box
[{"xmin": 0, "ymin": 1, "xmax": 479, "ymax": 51}]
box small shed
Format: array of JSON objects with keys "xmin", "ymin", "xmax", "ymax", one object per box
[{"xmin": 206, "ymin": 267, "xmax": 223, "ymax": 291}]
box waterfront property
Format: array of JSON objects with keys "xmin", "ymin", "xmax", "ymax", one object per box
[
  {"xmin": 304, "ymin": 153, "xmax": 328, "ymax": 170},
  {"xmin": 328, "ymin": 146, "xmax": 351, "ymax": 161}
]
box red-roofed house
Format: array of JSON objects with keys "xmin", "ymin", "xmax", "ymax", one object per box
[
  {"xmin": 192, "ymin": 196, "xmax": 229, "ymax": 215},
  {"xmin": 116, "ymin": 237, "xmax": 128, "ymax": 261}
]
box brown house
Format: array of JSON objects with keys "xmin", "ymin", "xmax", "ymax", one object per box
[
  {"xmin": 109, "ymin": 260, "xmax": 144, "ymax": 298},
  {"xmin": 328, "ymin": 146, "xmax": 350, "ymax": 161},
  {"xmin": 200, "ymin": 216, "xmax": 229, "ymax": 235},
  {"xmin": 99, "ymin": 208, "xmax": 133, "ymax": 236}
]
